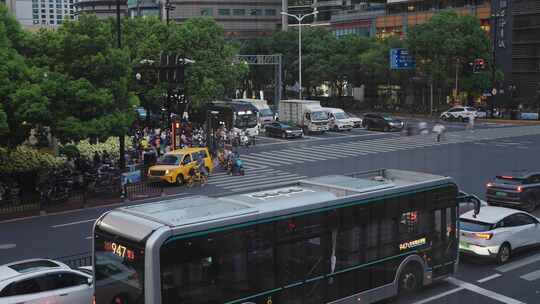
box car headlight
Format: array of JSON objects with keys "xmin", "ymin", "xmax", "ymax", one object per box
[
  {"xmin": 286, "ymin": 130, "xmax": 292, "ymax": 133},
  {"xmin": 165, "ymin": 169, "xmax": 170, "ymax": 175}
]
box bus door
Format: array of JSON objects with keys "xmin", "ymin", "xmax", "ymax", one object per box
[{"xmin": 431, "ymin": 207, "xmax": 457, "ymax": 277}]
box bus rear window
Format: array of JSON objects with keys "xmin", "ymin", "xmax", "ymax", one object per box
[
  {"xmin": 460, "ymin": 219, "xmax": 494, "ymax": 232},
  {"xmin": 94, "ymin": 227, "xmax": 145, "ymax": 304}
]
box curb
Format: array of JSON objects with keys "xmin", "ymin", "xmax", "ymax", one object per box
[
  {"xmin": 0, "ymin": 192, "xmax": 191, "ymax": 225},
  {"xmin": 389, "ymin": 113, "xmax": 540, "ymax": 125}
]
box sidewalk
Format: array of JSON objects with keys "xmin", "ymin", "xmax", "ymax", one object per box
[{"xmin": 390, "ymin": 113, "xmax": 540, "ymax": 125}]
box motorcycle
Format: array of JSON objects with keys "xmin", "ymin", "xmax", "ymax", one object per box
[{"xmin": 228, "ymin": 156, "xmax": 245, "ymax": 176}]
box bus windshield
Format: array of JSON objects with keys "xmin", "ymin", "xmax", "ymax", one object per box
[
  {"xmin": 94, "ymin": 227, "xmax": 145, "ymax": 304},
  {"xmin": 235, "ymin": 113, "xmax": 258, "ymax": 128}
]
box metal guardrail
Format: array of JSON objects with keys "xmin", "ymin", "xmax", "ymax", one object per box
[{"xmin": 55, "ymin": 252, "xmax": 92, "ymax": 268}]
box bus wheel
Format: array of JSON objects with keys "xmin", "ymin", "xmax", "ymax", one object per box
[{"xmin": 399, "ymin": 264, "xmax": 422, "ymax": 294}]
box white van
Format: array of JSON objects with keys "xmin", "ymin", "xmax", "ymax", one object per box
[{"xmin": 323, "ymin": 107, "xmax": 354, "ymax": 131}]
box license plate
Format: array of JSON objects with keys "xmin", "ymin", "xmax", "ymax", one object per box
[
  {"xmin": 496, "ymin": 191, "xmax": 507, "ymax": 197},
  {"xmin": 459, "ymin": 241, "xmax": 470, "ymax": 249}
]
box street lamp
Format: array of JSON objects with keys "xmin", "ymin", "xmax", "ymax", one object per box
[{"xmin": 281, "ymin": 9, "xmax": 318, "ymax": 100}]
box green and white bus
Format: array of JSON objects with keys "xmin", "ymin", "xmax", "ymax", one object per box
[{"xmin": 93, "ymin": 169, "xmax": 459, "ymax": 304}]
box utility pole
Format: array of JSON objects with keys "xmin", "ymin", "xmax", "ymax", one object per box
[
  {"xmin": 490, "ymin": 10, "xmax": 504, "ymax": 118},
  {"xmin": 116, "ymin": 0, "xmax": 126, "ymax": 169}
]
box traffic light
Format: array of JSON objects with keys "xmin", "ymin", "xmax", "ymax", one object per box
[{"xmin": 472, "ymin": 58, "xmax": 486, "ymax": 73}]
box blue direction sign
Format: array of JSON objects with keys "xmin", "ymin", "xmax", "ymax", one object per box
[{"xmin": 390, "ymin": 48, "xmax": 415, "ymax": 70}]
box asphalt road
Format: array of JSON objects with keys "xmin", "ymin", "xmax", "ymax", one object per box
[{"xmin": 1, "ymin": 119, "xmax": 540, "ymax": 304}]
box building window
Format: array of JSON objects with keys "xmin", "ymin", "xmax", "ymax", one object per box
[
  {"xmin": 200, "ymin": 8, "xmax": 212, "ymax": 16},
  {"xmin": 41, "ymin": 19, "xmax": 46, "ymax": 24},
  {"xmin": 265, "ymin": 9, "xmax": 276, "ymax": 16},
  {"xmin": 33, "ymin": 20, "xmax": 40, "ymax": 24},
  {"xmin": 33, "ymin": 14, "xmax": 39, "ymax": 18},
  {"xmin": 218, "ymin": 8, "xmax": 230, "ymax": 16},
  {"xmin": 57, "ymin": 20, "xmax": 62, "ymax": 24},
  {"xmin": 233, "ymin": 9, "xmax": 245, "ymax": 16},
  {"xmin": 70, "ymin": 15, "xmax": 74, "ymax": 19},
  {"xmin": 57, "ymin": 14, "xmax": 62, "ymax": 19},
  {"xmin": 249, "ymin": 8, "xmax": 262, "ymax": 16},
  {"xmin": 50, "ymin": 19, "xmax": 55, "ymax": 24},
  {"xmin": 33, "ymin": 8, "xmax": 39, "ymax": 13},
  {"xmin": 41, "ymin": 3, "xmax": 45, "ymax": 7}
]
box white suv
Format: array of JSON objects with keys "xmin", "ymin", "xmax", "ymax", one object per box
[
  {"xmin": 0, "ymin": 259, "xmax": 93, "ymax": 304},
  {"xmin": 440, "ymin": 107, "xmax": 477, "ymax": 121},
  {"xmin": 459, "ymin": 206, "xmax": 540, "ymax": 264}
]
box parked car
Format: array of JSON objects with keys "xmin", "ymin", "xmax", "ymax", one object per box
[
  {"xmin": 147, "ymin": 147, "xmax": 213, "ymax": 185},
  {"xmin": 346, "ymin": 112, "xmax": 363, "ymax": 128},
  {"xmin": 361, "ymin": 113, "xmax": 404, "ymax": 131},
  {"xmin": 459, "ymin": 206, "xmax": 540, "ymax": 264},
  {"xmin": 440, "ymin": 107, "xmax": 477, "ymax": 121},
  {"xmin": 486, "ymin": 172, "xmax": 540, "ymax": 212},
  {"xmin": 265, "ymin": 122, "xmax": 303, "ymax": 139},
  {"xmin": 0, "ymin": 259, "xmax": 93, "ymax": 304}
]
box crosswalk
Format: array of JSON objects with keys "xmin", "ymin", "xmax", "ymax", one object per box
[
  {"xmin": 207, "ymin": 167, "xmax": 307, "ymax": 191},
  {"xmin": 240, "ymin": 125, "xmax": 540, "ymax": 168}
]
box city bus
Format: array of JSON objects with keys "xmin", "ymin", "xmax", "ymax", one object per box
[{"xmin": 93, "ymin": 169, "xmax": 459, "ymax": 304}]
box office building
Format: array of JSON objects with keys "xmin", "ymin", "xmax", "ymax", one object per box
[
  {"xmin": 164, "ymin": 0, "xmax": 282, "ymax": 38},
  {"xmin": 4, "ymin": 0, "xmax": 77, "ymax": 28}
]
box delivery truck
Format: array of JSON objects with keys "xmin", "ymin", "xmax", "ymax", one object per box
[{"xmin": 279, "ymin": 99, "xmax": 329, "ymax": 134}]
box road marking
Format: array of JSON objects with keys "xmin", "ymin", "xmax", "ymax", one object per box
[
  {"xmin": 52, "ymin": 218, "xmax": 97, "ymax": 228},
  {"xmin": 0, "ymin": 243, "xmax": 16, "ymax": 250},
  {"xmin": 520, "ymin": 269, "xmax": 540, "ymax": 281},
  {"xmin": 446, "ymin": 277, "xmax": 526, "ymax": 304},
  {"xmin": 477, "ymin": 273, "xmax": 502, "ymax": 283},
  {"xmin": 495, "ymin": 253, "xmax": 540, "ymax": 273},
  {"xmin": 411, "ymin": 287, "xmax": 464, "ymax": 304}
]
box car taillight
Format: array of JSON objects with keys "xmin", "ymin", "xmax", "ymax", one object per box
[
  {"xmin": 474, "ymin": 232, "xmax": 493, "ymax": 240},
  {"xmin": 92, "ymin": 296, "xmax": 96, "ymax": 304},
  {"xmin": 517, "ymin": 186, "xmax": 523, "ymax": 192}
]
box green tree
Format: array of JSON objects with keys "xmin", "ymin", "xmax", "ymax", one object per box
[
  {"xmin": 27, "ymin": 15, "xmax": 137, "ymax": 143},
  {"xmin": 165, "ymin": 18, "xmax": 247, "ymax": 110},
  {"xmin": 407, "ymin": 11, "xmax": 491, "ymax": 103}
]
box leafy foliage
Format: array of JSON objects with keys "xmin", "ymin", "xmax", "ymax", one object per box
[{"xmin": 0, "ymin": 146, "xmax": 66, "ymax": 174}]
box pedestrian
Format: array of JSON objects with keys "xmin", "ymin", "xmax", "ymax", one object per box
[
  {"xmin": 467, "ymin": 114, "xmax": 475, "ymax": 132},
  {"xmin": 433, "ymin": 123, "xmax": 446, "ymax": 142}
]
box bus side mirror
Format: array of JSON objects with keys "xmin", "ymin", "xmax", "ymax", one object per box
[
  {"xmin": 472, "ymin": 197, "xmax": 481, "ymax": 218},
  {"xmin": 87, "ymin": 277, "xmax": 93, "ymax": 286}
]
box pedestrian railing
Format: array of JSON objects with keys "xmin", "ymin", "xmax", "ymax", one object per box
[{"xmin": 55, "ymin": 252, "xmax": 92, "ymax": 268}]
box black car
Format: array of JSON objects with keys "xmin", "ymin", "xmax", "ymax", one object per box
[
  {"xmin": 486, "ymin": 172, "xmax": 540, "ymax": 212},
  {"xmin": 361, "ymin": 113, "xmax": 404, "ymax": 131},
  {"xmin": 265, "ymin": 122, "xmax": 303, "ymax": 139}
]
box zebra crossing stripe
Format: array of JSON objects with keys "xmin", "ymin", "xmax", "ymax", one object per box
[
  {"xmin": 241, "ymin": 154, "xmax": 292, "ymax": 165},
  {"xmin": 214, "ymin": 172, "xmax": 302, "ymax": 188},
  {"xmin": 260, "ymin": 151, "xmax": 320, "ymax": 162},
  {"xmin": 285, "ymin": 148, "xmax": 334, "ymax": 160},
  {"xmin": 254, "ymin": 152, "xmax": 307, "ymax": 164}
]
